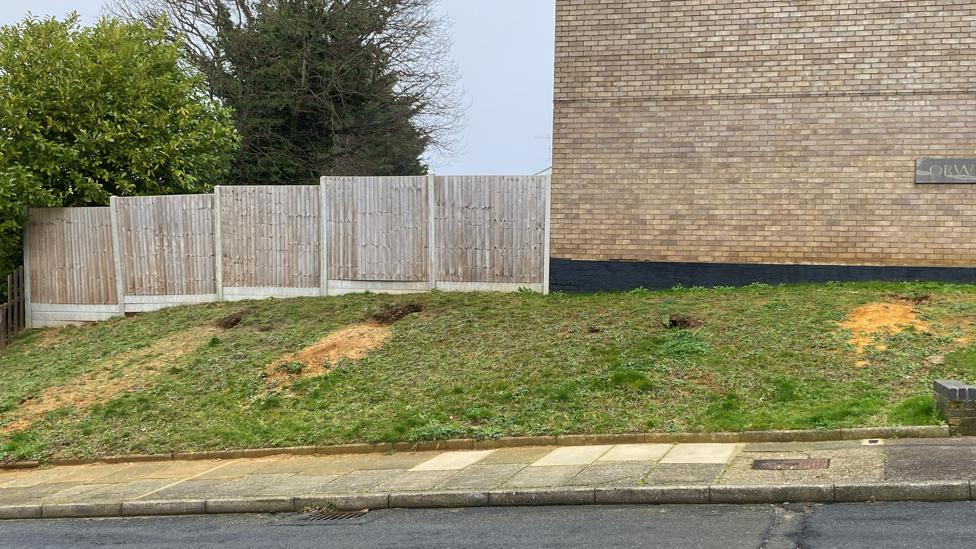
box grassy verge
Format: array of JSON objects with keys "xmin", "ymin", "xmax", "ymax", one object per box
[{"xmin": 2, "ymin": 282, "xmax": 975, "ymax": 461}]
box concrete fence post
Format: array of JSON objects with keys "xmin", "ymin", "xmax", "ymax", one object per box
[
  {"xmin": 22, "ymin": 206, "xmax": 31, "ymax": 329},
  {"xmin": 108, "ymin": 197, "xmax": 126, "ymax": 318},
  {"xmin": 320, "ymin": 177, "xmax": 329, "ymax": 297},
  {"xmin": 543, "ymin": 174, "xmax": 552, "ymax": 295},
  {"xmin": 213, "ymin": 187, "xmax": 224, "ymax": 302},
  {"xmin": 427, "ymin": 174, "xmax": 437, "ymax": 291}
]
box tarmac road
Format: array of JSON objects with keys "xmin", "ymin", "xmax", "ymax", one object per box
[{"xmin": 0, "ymin": 502, "xmax": 971, "ymax": 549}]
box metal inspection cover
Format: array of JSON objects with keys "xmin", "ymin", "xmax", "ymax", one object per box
[
  {"xmin": 752, "ymin": 459, "xmax": 830, "ymax": 471},
  {"xmin": 308, "ymin": 509, "xmax": 370, "ymax": 521}
]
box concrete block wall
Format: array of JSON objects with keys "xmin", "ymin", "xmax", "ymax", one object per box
[{"xmin": 552, "ymin": 0, "xmax": 976, "ymax": 268}]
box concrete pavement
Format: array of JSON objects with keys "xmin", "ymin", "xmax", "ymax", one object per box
[{"xmin": 3, "ymin": 438, "xmax": 976, "ymax": 519}]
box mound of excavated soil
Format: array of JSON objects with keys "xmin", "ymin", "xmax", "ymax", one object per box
[
  {"xmin": 839, "ymin": 301, "xmax": 930, "ymax": 365},
  {"xmin": 1, "ymin": 327, "xmax": 218, "ymax": 435},
  {"xmin": 265, "ymin": 324, "xmax": 391, "ymax": 390}
]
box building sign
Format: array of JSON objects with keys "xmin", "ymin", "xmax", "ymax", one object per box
[{"xmin": 916, "ymin": 159, "xmax": 976, "ymax": 184}]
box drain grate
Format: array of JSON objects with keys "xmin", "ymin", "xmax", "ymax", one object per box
[
  {"xmin": 308, "ymin": 509, "xmax": 370, "ymax": 521},
  {"xmin": 752, "ymin": 458, "xmax": 830, "ymax": 471}
]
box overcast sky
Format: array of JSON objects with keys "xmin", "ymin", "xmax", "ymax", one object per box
[{"xmin": 0, "ymin": 0, "xmax": 556, "ymax": 176}]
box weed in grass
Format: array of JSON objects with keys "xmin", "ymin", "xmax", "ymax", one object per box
[{"xmin": 610, "ymin": 370, "xmax": 655, "ymax": 392}]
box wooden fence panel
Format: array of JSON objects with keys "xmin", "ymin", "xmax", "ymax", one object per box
[
  {"xmin": 435, "ymin": 175, "xmax": 547, "ymax": 284},
  {"xmin": 325, "ymin": 177, "xmax": 429, "ymax": 282},
  {"xmin": 0, "ymin": 266, "xmax": 26, "ymax": 351},
  {"xmin": 28, "ymin": 208, "xmax": 117, "ymax": 305},
  {"xmin": 116, "ymin": 195, "xmax": 217, "ymax": 296},
  {"xmin": 219, "ymin": 186, "xmax": 321, "ymax": 289}
]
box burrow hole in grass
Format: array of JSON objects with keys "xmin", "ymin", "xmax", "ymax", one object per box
[
  {"xmin": 371, "ymin": 303, "xmax": 426, "ymax": 326},
  {"xmin": 666, "ymin": 315, "xmax": 704, "ymax": 330}
]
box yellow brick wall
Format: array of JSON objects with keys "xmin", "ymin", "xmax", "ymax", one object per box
[{"xmin": 552, "ymin": 0, "xmax": 976, "ymax": 266}]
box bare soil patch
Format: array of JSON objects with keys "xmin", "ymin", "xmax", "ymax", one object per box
[
  {"xmin": 666, "ymin": 315, "xmax": 705, "ymax": 330},
  {"xmin": 265, "ymin": 324, "xmax": 391, "ymax": 391},
  {"xmin": 216, "ymin": 309, "xmax": 256, "ymax": 329},
  {"xmin": 0, "ymin": 327, "xmax": 217, "ymax": 435},
  {"xmin": 839, "ymin": 301, "xmax": 930, "ymax": 363},
  {"xmin": 371, "ymin": 303, "xmax": 424, "ymax": 326}
]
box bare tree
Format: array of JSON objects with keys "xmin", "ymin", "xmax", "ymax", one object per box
[{"xmin": 108, "ymin": 0, "xmax": 465, "ymax": 183}]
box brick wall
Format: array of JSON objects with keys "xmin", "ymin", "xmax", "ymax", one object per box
[{"xmin": 552, "ymin": 0, "xmax": 976, "ymax": 266}]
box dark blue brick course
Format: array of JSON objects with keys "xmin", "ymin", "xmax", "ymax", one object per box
[{"xmin": 550, "ymin": 259, "xmax": 976, "ymax": 293}]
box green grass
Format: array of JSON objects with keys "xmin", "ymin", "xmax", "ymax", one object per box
[{"xmin": 2, "ymin": 281, "xmax": 976, "ymax": 461}]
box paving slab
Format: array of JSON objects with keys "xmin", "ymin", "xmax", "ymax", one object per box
[
  {"xmin": 479, "ymin": 447, "xmax": 555, "ymax": 465},
  {"xmin": 886, "ymin": 439, "xmax": 976, "ymax": 481},
  {"xmin": 247, "ymin": 475, "xmax": 340, "ymax": 497},
  {"xmin": 599, "ymin": 444, "xmax": 673, "ymax": 462},
  {"xmin": 68, "ymin": 479, "xmax": 175, "ymax": 502},
  {"xmin": 136, "ymin": 479, "xmax": 232, "ymax": 500},
  {"xmin": 206, "ymin": 474, "xmax": 296, "ymax": 497},
  {"xmin": 0, "ymin": 470, "xmax": 37, "ymax": 483},
  {"xmin": 531, "ymin": 446, "xmax": 613, "ymax": 467},
  {"xmin": 141, "ymin": 461, "xmax": 226, "ymax": 479},
  {"xmin": 193, "ymin": 461, "xmax": 267, "ymax": 480},
  {"xmin": 0, "ymin": 468, "xmax": 76, "ymax": 488},
  {"xmin": 660, "ymin": 444, "xmax": 739, "ymax": 464},
  {"xmin": 721, "ymin": 449, "xmax": 885, "ymax": 485},
  {"xmin": 645, "ymin": 464, "xmax": 726, "ymax": 485},
  {"xmin": 437, "ymin": 465, "xmax": 525, "ymax": 491},
  {"xmin": 742, "ymin": 443, "xmax": 817, "ymax": 453},
  {"xmin": 322, "ymin": 470, "xmax": 402, "ymax": 493},
  {"xmin": 296, "ymin": 456, "xmax": 371, "ymax": 476},
  {"xmin": 3, "ymin": 482, "xmax": 83, "ymax": 501},
  {"xmin": 811, "ymin": 441, "xmax": 864, "ymax": 451},
  {"xmin": 411, "ymin": 450, "xmax": 495, "ymax": 471},
  {"xmin": 568, "ymin": 462, "xmax": 652, "ymax": 487},
  {"xmin": 357, "ymin": 453, "xmax": 442, "ymax": 471},
  {"xmin": 501, "ymin": 466, "xmax": 585, "ymax": 488},
  {"xmin": 85, "ymin": 463, "xmax": 174, "ymax": 484},
  {"xmin": 374, "ymin": 470, "xmax": 456, "ymax": 492},
  {"xmin": 45, "ymin": 464, "xmax": 134, "ymax": 484},
  {"xmin": 34, "ymin": 483, "xmax": 111, "ymax": 503},
  {"xmin": 249, "ymin": 458, "xmax": 324, "ymax": 475}
]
